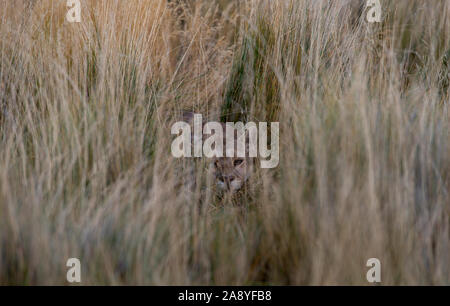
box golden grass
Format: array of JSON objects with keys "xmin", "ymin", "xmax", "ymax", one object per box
[{"xmin": 0, "ymin": 0, "xmax": 449, "ymax": 285}]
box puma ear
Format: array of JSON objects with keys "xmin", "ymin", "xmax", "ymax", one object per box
[
  {"xmin": 245, "ymin": 130, "xmax": 250, "ymax": 156},
  {"xmin": 182, "ymin": 111, "xmax": 195, "ymax": 123},
  {"xmin": 182, "ymin": 111, "xmax": 206, "ymax": 127},
  {"xmin": 182, "ymin": 111, "xmax": 208, "ymax": 141}
]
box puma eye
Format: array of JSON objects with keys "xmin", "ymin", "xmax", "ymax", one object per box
[{"xmin": 233, "ymin": 159, "xmax": 244, "ymax": 167}]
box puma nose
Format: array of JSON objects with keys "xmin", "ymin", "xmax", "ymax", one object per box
[{"xmin": 222, "ymin": 175, "xmax": 235, "ymax": 190}]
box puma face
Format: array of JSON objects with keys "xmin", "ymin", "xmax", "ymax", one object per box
[
  {"xmin": 212, "ymin": 122, "xmax": 253, "ymax": 193},
  {"xmin": 181, "ymin": 111, "xmax": 254, "ymax": 193},
  {"xmin": 213, "ymin": 156, "xmax": 252, "ymax": 193}
]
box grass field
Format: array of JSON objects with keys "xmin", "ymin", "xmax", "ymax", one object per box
[{"xmin": 0, "ymin": 0, "xmax": 449, "ymax": 285}]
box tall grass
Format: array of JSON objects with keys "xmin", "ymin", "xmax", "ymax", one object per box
[{"xmin": 0, "ymin": 0, "xmax": 448, "ymax": 285}]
